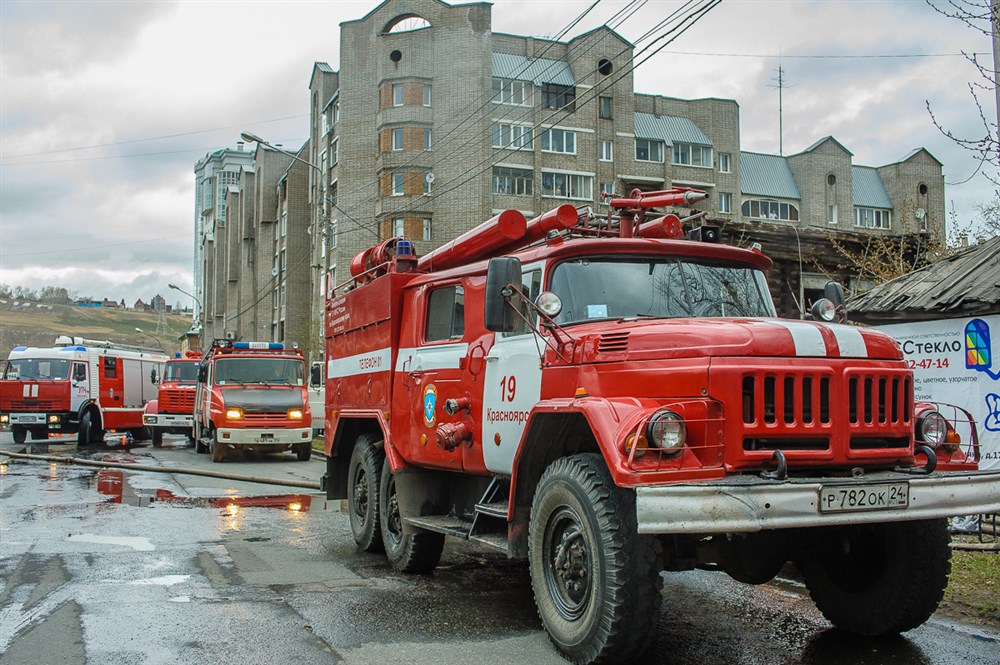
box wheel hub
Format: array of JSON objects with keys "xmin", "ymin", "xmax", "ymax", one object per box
[{"xmin": 546, "ymin": 511, "xmax": 590, "ymax": 620}]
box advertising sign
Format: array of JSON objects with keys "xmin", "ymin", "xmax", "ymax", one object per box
[{"xmin": 879, "ymin": 316, "xmax": 1000, "ymax": 470}]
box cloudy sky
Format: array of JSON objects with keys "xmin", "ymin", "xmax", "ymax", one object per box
[{"xmin": 0, "ymin": 0, "xmax": 994, "ymax": 307}]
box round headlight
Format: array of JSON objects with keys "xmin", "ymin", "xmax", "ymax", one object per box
[
  {"xmin": 917, "ymin": 411, "xmax": 948, "ymax": 445},
  {"xmin": 536, "ymin": 292, "xmax": 563, "ymax": 317},
  {"xmin": 646, "ymin": 410, "xmax": 686, "ymax": 454},
  {"xmin": 811, "ymin": 298, "xmax": 836, "ymax": 322}
]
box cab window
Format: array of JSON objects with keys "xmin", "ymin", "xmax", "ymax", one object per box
[{"xmin": 425, "ymin": 285, "xmax": 465, "ymax": 342}]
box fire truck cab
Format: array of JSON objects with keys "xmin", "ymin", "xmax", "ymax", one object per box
[
  {"xmin": 0, "ymin": 335, "xmax": 166, "ymax": 445},
  {"xmin": 193, "ymin": 340, "xmax": 313, "ymax": 462},
  {"xmin": 142, "ymin": 351, "xmax": 201, "ymax": 446},
  {"xmin": 321, "ymin": 191, "xmax": 1000, "ymax": 664}
]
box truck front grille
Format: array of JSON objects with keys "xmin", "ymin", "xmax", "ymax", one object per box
[
  {"xmin": 741, "ymin": 373, "xmax": 831, "ymax": 427},
  {"xmin": 6, "ymin": 399, "xmax": 61, "ymax": 410},
  {"xmin": 160, "ymin": 391, "xmax": 195, "ymax": 413}
]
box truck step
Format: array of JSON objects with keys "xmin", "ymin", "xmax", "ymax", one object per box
[
  {"xmin": 405, "ymin": 515, "xmax": 471, "ymax": 539},
  {"xmin": 468, "ymin": 532, "xmax": 510, "ymax": 554},
  {"xmin": 474, "ymin": 501, "xmax": 508, "ymax": 519}
]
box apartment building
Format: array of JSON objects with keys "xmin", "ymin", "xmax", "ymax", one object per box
[{"xmin": 197, "ymin": 0, "xmax": 946, "ymax": 356}]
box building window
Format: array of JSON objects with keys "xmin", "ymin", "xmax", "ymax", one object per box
[
  {"xmin": 635, "ymin": 139, "xmax": 663, "ymax": 163},
  {"xmin": 598, "ymin": 96, "xmax": 613, "ymax": 119},
  {"xmin": 393, "ymin": 218, "xmax": 405, "ymax": 236},
  {"xmin": 854, "ymin": 207, "xmax": 891, "ymax": 230},
  {"xmin": 392, "ymin": 173, "xmax": 405, "ymax": 196},
  {"xmin": 599, "ymin": 140, "xmax": 613, "ymax": 162},
  {"xmin": 392, "ymin": 84, "xmax": 404, "ymax": 107},
  {"xmin": 542, "ymin": 171, "xmax": 592, "ymax": 200},
  {"xmin": 719, "ymin": 192, "xmax": 732, "ymax": 214},
  {"xmin": 425, "ymin": 285, "xmax": 465, "ymax": 342},
  {"xmin": 492, "ymin": 78, "xmax": 532, "ymax": 106},
  {"xmin": 334, "ymin": 101, "xmax": 340, "ymax": 124},
  {"xmin": 741, "ymin": 199, "xmax": 799, "ymax": 221},
  {"xmin": 672, "ymin": 143, "xmax": 712, "ymax": 167},
  {"xmin": 491, "ymin": 123, "xmax": 533, "ymax": 150},
  {"xmin": 541, "ymin": 128, "xmax": 576, "ymax": 154},
  {"xmin": 542, "ymin": 83, "xmax": 575, "ymax": 111},
  {"xmin": 330, "ymin": 138, "xmax": 338, "ymax": 165},
  {"xmin": 424, "ymin": 128, "xmax": 432, "ymax": 150},
  {"xmin": 423, "ymin": 84, "xmax": 431, "ymax": 107},
  {"xmin": 718, "ymin": 153, "xmax": 731, "ymax": 173},
  {"xmin": 600, "ymin": 181, "xmax": 616, "ymax": 200},
  {"xmin": 827, "ymin": 204, "xmax": 838, "ymax": 224},
  {"xmin": 423, "ymin": 218, "xmax": 432, "ymax": 241},
  {"xmin": 392, "ymin": 128, "xmax": 404, "ymax": 151},
  {"xmin": 424, "ymin": 172, "xmax": 432, "ymax": 194},
  {"xmin": 492, "ymin": 166, "xmax": 533, "ymax": 196},
  {"xmin": 330, "ymin": 219, "xmax": 338, "ymax": 249}
]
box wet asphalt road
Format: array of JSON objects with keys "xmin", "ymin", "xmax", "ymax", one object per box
[{"xmin": 1, "ymin": 433, "xmax": 998, "ymax": 665}]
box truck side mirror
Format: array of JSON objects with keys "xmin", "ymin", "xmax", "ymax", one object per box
[
  {"xmin": 824, "ymin": 281, "xmax": 845, "ymax": 307},
  {"xmin": 310, "ymin": 362, "xmax": 322, "ymax": 388},
  {"xmin": 198, "ymin": 365, "xmax": 208, "ymax": 383},
  {"xmin": 150, "ymin": 368, "xmax": 159, "ymax": 384},
  {"xmin": 485, "ymin": 257, "xmax": 522, "ymax": 333}
]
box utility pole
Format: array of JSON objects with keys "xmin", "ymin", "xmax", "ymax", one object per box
[
  {"xmin": 993, "ymin": 0, "xmax": 999, "ymax": 163},
  {"xmin": 768, "ymin": 65, "xmax": 790, "ymax": 155}
]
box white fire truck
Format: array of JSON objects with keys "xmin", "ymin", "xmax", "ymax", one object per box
[
  {"xmin": 0, "ymin": 336, "xmax": 167, "ymax": 445},
  {"xmin": 320, "ymin": 191, "xmax": 1000, "ymax": 664}
]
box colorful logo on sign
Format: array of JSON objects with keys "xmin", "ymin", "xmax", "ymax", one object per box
[
  {"xmin": 423, "ymin": 384, "xmax": 437, "ymax": 427},
  {"xmin": 965, "ymin": 319, "xmax": 999, "ymax": 380}
]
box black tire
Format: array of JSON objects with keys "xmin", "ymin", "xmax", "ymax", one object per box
[
  {"xmin": 529, "ymin": 454, "xmax": 663, "ymax": 664},
  {"xmin": 78, "ymin": 411, "xmax": 97, "ymax": 446},
  {"xmin": 800, "ymin": 519, "xmax": 951, "ymax": 636},
  {"xmin": 12, "ymin": 425, "xmax": 27, "ymax": 445},
  {"xmin": 131, "ymin": 427, "xmax": 151, "ymax": 442},
  {"xmin": 211, "ymin": 431, "xmax": 226, "ymax": 462},
  {"xmin": 296, "ymin": 443, "xmax": 312, "ymax": 462},
  {"xmin": 379, "ymin": 458, "xmax": 444, "ymax": 573},
  {"xmin": 348, "ymin": 435, "xmax": 385, "ymax": 553},
  {"xmin": 152, "ymin": 430, "xmax": 164, "ymax": 447}
]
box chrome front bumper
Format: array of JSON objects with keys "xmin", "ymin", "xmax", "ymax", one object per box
[{"xmin": 635, "ymin": 470, "xmax": 1000, "ymax": 534}]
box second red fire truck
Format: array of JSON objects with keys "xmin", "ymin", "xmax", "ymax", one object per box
[
  {"xmin": 320, "ymin": 189, "xmax": 1000, "ymax": 664},
  {"xmin": 193, "ymin": 340, "xmax": 313, "ymax": 462},
  {"xmin": 142, "ymin": 351, "xmax": 201, "ymax": 446}
]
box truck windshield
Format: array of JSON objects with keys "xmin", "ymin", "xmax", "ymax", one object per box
[
  {"xmin": 3, "ymin": 358, "xmax": 71, "ymax": 381},
  {"xmin": 213, "ymin": 358, "xmax": 304, "ymax": 386},
  {"xmin": 548, "ymin": 257, "xmax": 775, "ymax": 324},
  {"xmin": 165, "ymin": 362, "xmax": 199, "ymax": 383}
]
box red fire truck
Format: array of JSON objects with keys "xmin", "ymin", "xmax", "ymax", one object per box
[
  {"xmin": 320, "ymin": 189, "xmax": 1000, "ymax": 663},
  {"xmin": 142, "ymin": 351, "xmax": 201, "ymax": 446},
  {"xmin": 193, "ymin": 340, "xmax": 313, "ymax": 462},
  {"xmin": 0, "ymin": 335, "xmax": 167, "ymax": 445}
]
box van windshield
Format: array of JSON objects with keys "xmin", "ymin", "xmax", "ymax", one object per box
[
  {"xmin": 214, "ymin": 358, "xmax": 304, "ymax": 386},
  {"xmin": 548, "ymin": 257, "xmax": 775, "ymax": 324},
  {"xmin": 3, "ymin": 358, "xmax": 71, "ymax": 381},
  {"xmin": 165, "ymin": 362, "xmax": 199, "ymax": 383}
]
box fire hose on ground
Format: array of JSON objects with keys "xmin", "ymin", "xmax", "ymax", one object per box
[{"xmin": 0, "ymin": 449, "xmax": 322, "ymax": 491}]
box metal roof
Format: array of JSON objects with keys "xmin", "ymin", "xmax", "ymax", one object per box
[
  {"xmin": 848, "ymin": 235, "xmax": 1000, "ymax": 322},
  {"xmin": 633, "ymin": 112, "xmax": 712, "ymax": 146},
  {"xmin": 739, "ymin": 152, "xmax": 801, "ymax": 200},
  {"xmin": 491, "ymin": 53, "xmax": 575, "ymax": 86},
  {"xmin": 852, "ymin": 166, "xmax": 892, "ymax": 209}
]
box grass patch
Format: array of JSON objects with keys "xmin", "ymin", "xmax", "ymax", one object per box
[{"xmin": 943, "ymin": 536, "xmax": 1000, "ymax": 625}]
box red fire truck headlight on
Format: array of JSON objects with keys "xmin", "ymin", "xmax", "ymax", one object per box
[
  {"xmin": 646, "ymin": 410, "xmax": 686, "ymax": 454},
  {"xmin": 287, "ymin": 408, "xmax": 304, "ymax": 420},
  {"xmin": 225, "ymin": 407, "xmax": 244, "ymax": 421}
]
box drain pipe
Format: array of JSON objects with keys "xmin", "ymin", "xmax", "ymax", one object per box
[{"xmin": 0, "ymin": 450, "xmax": 321, "ymax": 491}]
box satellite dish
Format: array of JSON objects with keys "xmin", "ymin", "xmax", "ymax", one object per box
[
  {"xmin": 915, "ymin": 208, "xmax": 926, "ymax": 220},
  {"xmin": 425, "ymin": 173, "xmax": 435, "ymax": 184}
]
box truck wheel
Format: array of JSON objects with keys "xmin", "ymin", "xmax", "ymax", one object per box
[
  {"xmin": 529, "ymin": 454, "xmax": 663, "ymax": 664},
  {"xmin": 348, "ymin": 435, "xmax": 385, "ymax": 553},
  {"xmin": 296, "ymin": 443, "xmax": 312, "ymax": 462},
  {"xmin": 379, "ymin": 458, "xmax": 444, "ymax": 573},
  {"xmin": 12, "ymin": 426, "xmax": 27, "ymax": 445},
  {"xmin": 152, "ymin": 430, "xmax": 163, "ymax": 447},
  {"xmin": 78, "ymin": 412, "xmax": 96, "ymax": 446},
  {"xmin": 211, "ymin": 432, "xmax": 226, "ymax": 462},
  {"xmin": 800, "ymin": 519, "xmax": 951, "ymax": 636}
]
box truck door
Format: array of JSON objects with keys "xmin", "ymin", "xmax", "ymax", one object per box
[
  {"xmin": 481, "ymin": 266, "xmax": 544, "ymax": 475},
  {"xmin": 393, "ymin": 281, "xmax": 467, "ymax": 471},
  {"xmin": 70, "ymin": 362, "xmax": 89, "ymax": 412}
]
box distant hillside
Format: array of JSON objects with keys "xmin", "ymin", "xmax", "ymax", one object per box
[{"xmin": 0, "ymin": 303, "xmax": 194, "ymax": 358}]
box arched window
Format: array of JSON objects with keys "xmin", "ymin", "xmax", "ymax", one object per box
[{"xmin": 384, "ymin": 15, "xmax": 431, "ymax": 34}]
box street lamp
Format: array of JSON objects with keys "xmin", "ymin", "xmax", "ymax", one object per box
[
  {"xmin": 135, "ymin": 327, "xmax": 163, "ymax": 350},
  {"xmin": 168, "ymin": 283, "xmax": 201, "ymax": 315}
]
